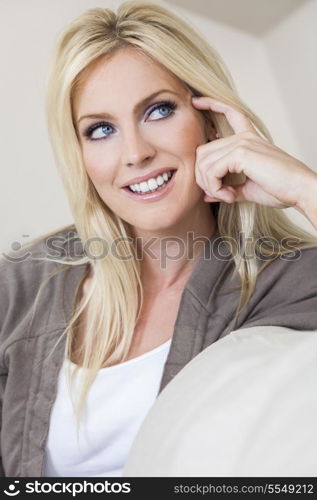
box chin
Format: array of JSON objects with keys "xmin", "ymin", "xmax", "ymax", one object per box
[{"xmin": 127, "ymin": 210, "xmax": 182, "ymax": 232}]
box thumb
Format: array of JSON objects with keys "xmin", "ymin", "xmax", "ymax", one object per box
[{"xmin": 203, "ymin": 183, "xmax": 248, "ymax": 203}]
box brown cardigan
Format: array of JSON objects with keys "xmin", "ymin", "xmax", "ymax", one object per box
[{"xmin": 1, "ymin": 226, "xmax": 317, "ymax": 476}]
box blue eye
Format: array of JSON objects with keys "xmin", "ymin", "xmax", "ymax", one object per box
[
  {"xmin": 148, "ymin": 101, "xmax": 176, "ymax": 118},
  {"xmin": 84, "ymin": 101, "xmax": 176, "ymax": 141},
  {"xmin": 85, "ymin": 123, "xmax": 114, "ymax": 141}
]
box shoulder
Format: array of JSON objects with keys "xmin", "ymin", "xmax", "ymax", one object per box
[
  {"xmin": 0, "ymin": 224, "xmax": 82, "ymax": 291},
  {"xmin": 257, "ymin": 243, "xmax": 317, "ymax": 290},
  {"xmin": 258, "ymin": 243, "xmax": 317, "ymax": 297},
  {"xmin": 239, "ymin": 244, "xmax": 317, "ymax": 330},
  {"xmin": 0, "ymin": 224, "xmax": 87, "ymax": 344}
]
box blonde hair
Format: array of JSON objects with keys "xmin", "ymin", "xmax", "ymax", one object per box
[{"xmin": 41, "ymin": 0, "xmax": 317, "ymax": 429}]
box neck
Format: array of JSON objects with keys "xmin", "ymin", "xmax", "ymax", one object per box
[{"xmin": 132, "ymin": 202, "xmax": 217, "ymax": 293}]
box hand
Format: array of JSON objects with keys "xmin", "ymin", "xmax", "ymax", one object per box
[{"xmin": 192, "ymin": 96, "xmax": 317, "ymax": 211}]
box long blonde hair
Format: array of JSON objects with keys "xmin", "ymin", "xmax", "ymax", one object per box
[{"xmin": 41, "ymin": 0, "xmax": 317, "ymax": 428}]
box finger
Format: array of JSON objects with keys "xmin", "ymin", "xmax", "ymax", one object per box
[
  {"xmin": 206, "ymin": 185, "xmax": 237, "ymax": 203},
  {"xmin": 192, "ymin": 96, "xmax": 257, "ymax": 135},
  {"xmin": 203, "ymin": 195, "xmax": 221, "ymax": 202},
  {"xmin": 195, "ymin": 141, "xmax": 232, "ymax": 188},
  {"xmin": 200, "ymin": 150, "xmax": 246, "ymax": 200},
  {"xmin": 196, "ymin": 141, "xmax": 250, "ymax": 194},
  {"xmin": 196, "ymin": 135, "xmax": 247, "ymax": 164},
  {"xmin": 204, "ymin": 183, "xmax": 249, "ymax": 204},
  {"xmin": 204, "ymin": 195, "xmax": 222, "ymax": 203},
  {"xmin": 197, "ymin": 134, "xmax": 242, "ymax": 161}
]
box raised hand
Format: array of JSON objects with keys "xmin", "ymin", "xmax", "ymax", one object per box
[{"xmin": 192, "ymin": 97, "xmax": 317, "ymax": 219}]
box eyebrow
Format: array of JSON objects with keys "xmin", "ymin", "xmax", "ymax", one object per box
[{"xmin": 77, "ymin": 89, "xmax": 180, "ymax": 125}]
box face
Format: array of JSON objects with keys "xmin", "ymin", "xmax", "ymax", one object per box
[{"xmin": 74, "ymin": 47, "xmax": 214, "ymax": 235}]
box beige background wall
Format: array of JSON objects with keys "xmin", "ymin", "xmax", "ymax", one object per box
[
  {"xmin": 264, "ymin": 0, "xmax": 317, "ymax": 169},
  {"xmin": 1, "ymin": 0, "xmax": 316, "ymax": 253}
]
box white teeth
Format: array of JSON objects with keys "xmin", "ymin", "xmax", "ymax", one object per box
[
  {"xmin": 139, "ymin": 181, "xmax": 150, "ymax": 193},
  {"xmin": 128, "ymin": 170, "xmax": 174, "ymax": 193},
  {"xmin": 147, "ymin": 178, "xmax": 158, "ymax": 191}
]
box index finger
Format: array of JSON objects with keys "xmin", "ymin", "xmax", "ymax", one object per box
[{"xmin": 192, "ymin": 96, "xmax": 257, "ymax": 135}]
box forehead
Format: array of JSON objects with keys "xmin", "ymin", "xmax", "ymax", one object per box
[{"xmin": 73, "ymin": 47, "xmax": 188, "ymax": 112}]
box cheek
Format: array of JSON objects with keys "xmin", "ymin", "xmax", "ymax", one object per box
[
  {"xmin": 82, "ymin": 146, "xmax": 116, "ymax": 185},
  {"xmin": 167, "ymin": 115, "xmax": 206, "ymax": 159}
]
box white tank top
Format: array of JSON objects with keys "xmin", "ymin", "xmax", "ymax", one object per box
[{"xmin": 43, "ymin": 339, "xmax": 172, "ymax": 477}]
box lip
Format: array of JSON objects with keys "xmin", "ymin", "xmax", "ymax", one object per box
[
  {"xmin": 120, "ymin": 167, "xmax": 177, "ymax": 188},
  {"xmin": 121, "ymin": 170, "xmax": 177, "ymax": 202}
]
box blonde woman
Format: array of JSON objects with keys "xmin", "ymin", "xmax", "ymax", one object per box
[{"xmin": 1, "ymin": 1, "xmax": 317, "ymax": 477}]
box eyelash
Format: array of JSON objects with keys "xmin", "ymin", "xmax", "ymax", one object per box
[{"xmin": 83, "ymin": 99, "xmax": 177, "ymax": 141}]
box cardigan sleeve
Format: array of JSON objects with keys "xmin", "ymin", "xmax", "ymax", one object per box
[
  {"xmin": 0, "ymin": 229, "xmax": 85, "ymax": 477},
  {"xmin": 0, "ymin": 242, "xmax": 64, "ymax": 477},
  {"xmin": 235, "ymin": 245, "xmax": 317, "ymax": 332},
  {"xmin": 0, "ymin": 256, "xmax": 12, "ymax": 477},
  {"xmin": 0, "ymin": 374, "xmax": 5, "ymax": 476}
]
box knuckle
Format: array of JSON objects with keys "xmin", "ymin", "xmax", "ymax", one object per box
[
  {"xmin": 236, "ymin": 131, "xmax": 255, "ymax": 146},
  {"xmin": 194, "ymin": 169, "xmax": 202, "ymax": 183},
  {"xmin": 234, "ymin": 145, "xmax": 247, "ymax": 159},
  {"xmin": 241, "ymin": 130, "xmax": 255, "ymax": 140},
  {"xmin": 196, "ymin": 143, "xmax": 208, "ymax": 157},
  {"xmin": 237, "ymin": 137, "xmax": 249, "ymax": 149}
]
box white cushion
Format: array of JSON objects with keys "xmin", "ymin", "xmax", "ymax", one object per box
[{"xmin": 123, "ymin": 326, "xmax": 317, "ymax": 476}]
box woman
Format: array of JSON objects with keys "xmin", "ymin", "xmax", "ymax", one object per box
[{"xmin": 1, "ymin": 1, "xmax": 317, "ymax": 477}]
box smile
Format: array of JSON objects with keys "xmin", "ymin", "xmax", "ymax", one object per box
[
  {"xmin": 121, "ymin": 170, "xmax": 177, "ymax": 202},
  {"xmin": 129, "ymin": 170, "xmax": 175, "ymax": 193}
]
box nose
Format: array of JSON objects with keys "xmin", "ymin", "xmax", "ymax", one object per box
[{"xmin": 121, "ymin": 125, "xmax": 156, "ymax": 167}]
